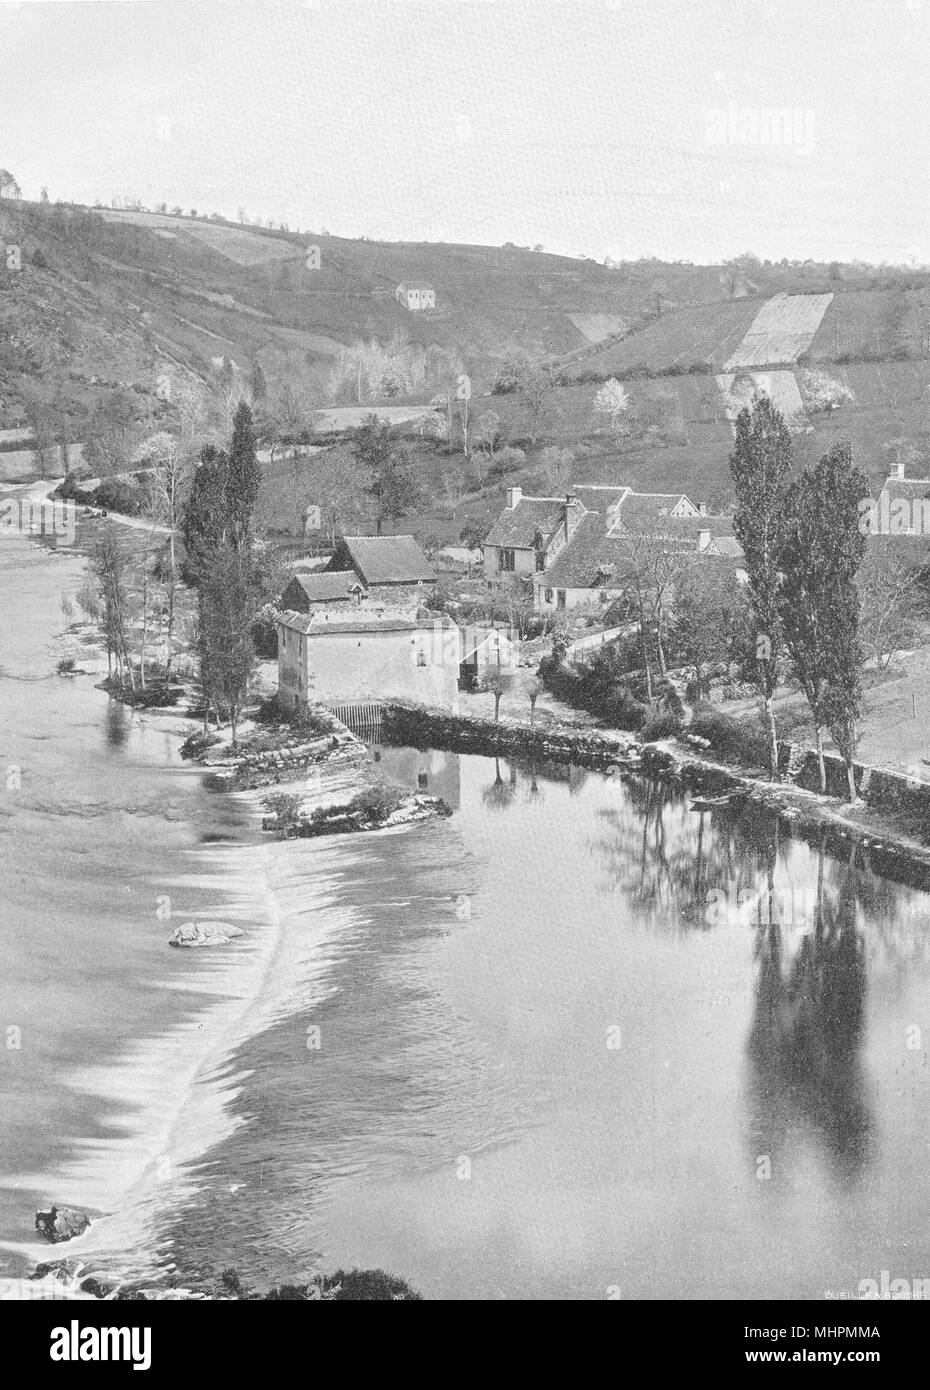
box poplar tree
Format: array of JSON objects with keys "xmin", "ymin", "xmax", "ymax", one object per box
[
  {"xmin": 729, "ymin": 396, "xmax": 792, "ymax": 778},
  {"xmin": 779, "ymin": 442, "xmax": 869, "ymax": 795}
]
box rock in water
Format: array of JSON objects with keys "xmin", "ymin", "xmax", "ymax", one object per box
[
  {"xmin": 168, "ymin": 921, "xmax": 244, "ymax": 948},
  {"xmin": 35, "ymin": 1206, "xmax": 90, "ymax": 1243}
]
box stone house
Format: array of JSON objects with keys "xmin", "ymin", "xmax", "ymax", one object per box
[
  {"xmin": 277, "ymin": 608, "xmax": 461, "ymax": 712},
  {"xmin": 395, "ymin": 281, "xmax": 436, "ymax": 311}
]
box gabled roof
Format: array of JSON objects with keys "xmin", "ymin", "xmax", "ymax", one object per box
[
  {"xmin": 284, "ymin": 571, "xmax": 360, "ymax": 604},
  {"xmin": 484, "ymin": 495, "xmax": 566, "ymax": 549},
  {"xmin": 570, "ymin": 485, "xmax": 632, "ymax": 513},
  {"xmin": 538, "ymin": 514, "xmax": 635, "ymax": 590},
  {"xmin": 398, "ymin": 280, "xmax": 434, "ymax": 292},
  {"xmin": 332, "ymin": 535, "xmax": 434, "ymax": 585},
  {"xmin": 881, "ymin": 475, "xmax": 930, "ymax": 499},
  {"xmin": 608, "ymin": 492, "xmax": 699, "ymax": 527},
  {"xmin": 540, "ymin": 511, "xmax": 740, "ymax": 590}
]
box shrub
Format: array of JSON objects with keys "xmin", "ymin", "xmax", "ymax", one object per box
[
  {"xmin": 56, "ymin": 656, "xmax": 76, "ymax": 675},
  {"xmin": 348, "ymin": 780, "xmax": 407, "ymax": 822},
  {"xmin": 93, "ymin": 478, "xmax": 141, "ymax": 515},
  {"xmin": 251, "ymin": 604, "xmax": 279, "ymax": 658},
  {"xmin": 690, "ymin": 705, "xmax": 769, "ymax": 766},
  {"xmin": 640, "ymin": 711, "xmax": 681, "ymax": 741},
  {"xmin": 263, "ymin": 791, "xmax": 304, "ymax": 829}
]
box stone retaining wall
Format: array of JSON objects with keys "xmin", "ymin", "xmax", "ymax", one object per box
[{"xmin": 383, "ymin": 702, "xmax": 637, "ymax": 768}]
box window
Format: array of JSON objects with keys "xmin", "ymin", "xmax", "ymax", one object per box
[
  {"xmin": 557, "ymin": 590, "xmax": 566, "ymax": 609},
  {"xmin": 535, "ymin": 550, "xmax": 546, "ymax": 571},
  {"xmin": 499, "ymin": 548, "xmax": 516, "ymax": 572},
  {"xmin": 416, "ymin": 649, "xmax": 427, "ymax": 667},
  {"xmin": 545, "ymin": 588, "xmax": 554, "ymax": 604}
]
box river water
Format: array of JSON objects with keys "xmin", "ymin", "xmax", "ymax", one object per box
[{"xmin": 2, "ymin": 531, "xmax": 930, "ymax": 1300}]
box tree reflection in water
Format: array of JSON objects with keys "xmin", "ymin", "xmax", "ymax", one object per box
[
  {"xmin": 593, "ymin": 774, "xmax": 875, "ymax": 1178},
  {"xmin": 482, "ymin": 757, "xmax": 517, "ymax": 812},
  {"xmin": 745, "ymin": 840, "xmax": 871, "ymax": 1181},
  {"xmin": 595, "ymin": 773, "xmax": 754, "ymax": 929}
]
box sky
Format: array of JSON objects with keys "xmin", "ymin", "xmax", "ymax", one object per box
[{"xmin": 0, "ymin": 0, "xmax": 928, "ymax": 265}]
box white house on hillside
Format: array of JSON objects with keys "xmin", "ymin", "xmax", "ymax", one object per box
[{"xmin": 395, "ymin": 281, "xmax": 436, "ymax": 311}]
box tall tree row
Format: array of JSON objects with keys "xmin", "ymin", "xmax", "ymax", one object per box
[
  {"xmin": 183, "ymin": 402, "xmax": 261, "ymax": 741},
  {"xmin": 730, "ymin": 396, "xmax": 868, "ymax": 799},
  {"xmin": 729, "ymin": 396, "xmax": 792, "ymax": 778}
]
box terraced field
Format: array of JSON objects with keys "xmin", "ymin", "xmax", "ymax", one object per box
[
  {"xmin": 100, "ymin": 210, "xmax": 302, "ymax": 266},
  {"xmin": 562, "ymin": 297, "xmax": 761, "ymax": 377},
  {"xmin": 723, "ymin": 292, "xmax": 833, "ymax": 368},
  {"xmin": 716, "ymin": 369, "xmax": 809, "ymax": 432},
  {"xmin": 567, "ymin": 312, "xmax": 628, "ymax": 344}
]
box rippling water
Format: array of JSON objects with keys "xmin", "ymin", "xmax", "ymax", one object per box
[{"xmin": 3, "ymin": 533, "xmax": 930, "ymax": 1300}]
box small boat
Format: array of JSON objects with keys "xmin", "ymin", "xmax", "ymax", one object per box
[{"xmin": 690, "ymin": 793, "xmax": 734, "ymax": 812}]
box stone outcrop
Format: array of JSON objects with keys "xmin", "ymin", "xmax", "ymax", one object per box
[
  {"xmin": 168, "ymin": 921, "xmax": 244, "ymax": 948},
  {"xmin": 35, "ymin": 1206, "xmax": 90, "ymax": 1243}
]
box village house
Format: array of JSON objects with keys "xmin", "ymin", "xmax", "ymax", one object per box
[
  {"xmin": 395, "ymin": 281, "xmax": 436, "ymax": 311},
  {"xmin": 276, "ymin": 607, "xmax": 461, "ymax": 712},
  {"xmin": 279, "ymin": 570, "xmax": 365, "ymax": 612},
  {"xmin": 483, "ymin": 487, "xmax": 586, "ymax": 587},
  {"xmin": 326, "ymin": 534, "xmax": 435, "ymax": 606},
  {"xmin": 483, "ymin": 484, "xmax": 740, "ymax": 612}
]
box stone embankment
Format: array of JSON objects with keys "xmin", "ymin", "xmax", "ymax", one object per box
[{"xmin": 382, "ymin": 701, "xmax": 642, "ymax": 768}]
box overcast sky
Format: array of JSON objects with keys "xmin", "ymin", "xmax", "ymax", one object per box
[{"xmin": 1, "ymin": 0, "xmax": 926, "ymax": 264}]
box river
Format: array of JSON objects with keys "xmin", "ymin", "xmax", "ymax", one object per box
[{"xmin": 2, "ymin": 530, "xmax": 930, "ymax": 1299}]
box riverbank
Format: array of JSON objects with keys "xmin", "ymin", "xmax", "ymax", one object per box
[{"xmin": 381, "ymin": 700, "xmax": 930, "ymax": 889}]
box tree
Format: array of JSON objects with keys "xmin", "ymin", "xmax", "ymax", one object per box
[
  {"xmin": 183, "ymin": 444, "xmax": 230, "ymax": 576},
  {"xmin": 84, "ymin": 391, "xmax": 139, "ymax": 477},
  {"xmin": 593, "ymin": 379, "xmax": 630, "ymax": 433},
  {"xmin": 198, "ymin": 541, "xmax": 257, "ymax": 744},
  {"xmin": 249, "ymin": 361, "xmax": 267, "ymax": 403},
  {"xmin": 802, "ymin": 369, "xmax": 853, "ymax": 413},
  {"xmin": 482, "ymin": 667, "xmax": 513, "ymax": 721},
  {"xmin": 672, "ymin": 563, "xmax": 751, "ymax": 698},
  {"xmin": 539, "ymin": 446, "xmax": 575, "ymax": 495},
  {"xmin": 729, "ymin": 395, "xmax": 792, "ymax": 777},
  {"xmin": 779, "ymin": 443, "xmax": 869, "ymax": 792},
  {"xmin": 857, "ymin": 545, "xmax": 927, "ymax": 672},
  {"xmin": 517, "ymin": 366, "xmax": 556, "ymax": 443},
  {"xmin": 91, "ymin": 533, "xmax": 135, "ymax": 691},
  {"xmin": 525, "ymin": 674, "xmax": 543, "ymax": 728},
  {"xmin": 226, "ymin": 401, "xmax": 260, "ymax": 545},
  {"xmin": 144, "ymin": 433, "xmax": 195, "ymax": 679},
  {"xmin": 475, "ymin": 410, "xmax": 502, "ymax": 459},
  {"xmin": 353, "ymin": 416, "xmax": 420, "ymax": 535},
  {"xmin": 426, "ymin": 346, "xmax": 465, "ymax": 448},
  {"xmin": 0, "ymin": 169, "xmax": 21, "ymax": 199},
  {"xmin": 822, "ymin": 585, "xmax": 864, "ymax": 802},
  {"xmin": 491, "ymin": 349, "xmax": 532, "ymax": 395}
]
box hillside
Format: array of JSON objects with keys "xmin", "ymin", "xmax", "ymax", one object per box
[{"xmin": 3, "ymin": 197, "xmax": 929, "ymax": 526}]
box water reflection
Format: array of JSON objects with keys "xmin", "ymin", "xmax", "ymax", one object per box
[
  {"xmin": 745, "ymin": 847, "xmax": 871, "ymax": 1181},
  {"xmin": 105, "ymin": 696, "xmax": 130, "ymax": 749}
]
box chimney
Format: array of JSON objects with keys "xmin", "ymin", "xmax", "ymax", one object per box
[
  {"xmin": 506, "ymin": 486, "xmax": 523, "ymax": 510},
  {"xmin": 698, "ymin": 502, "xmax": 708, "ymax": 516},
  {"xmin": 895, "ymin": 458, "xmax": 906, "ymax": 481},
  {"xmin": 563, "ymin": 493, "xmax": 581, "ymax": 540},
  {"xmin": 698, "ymin": 528, "xmax": 711, "ymax": 552}
]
